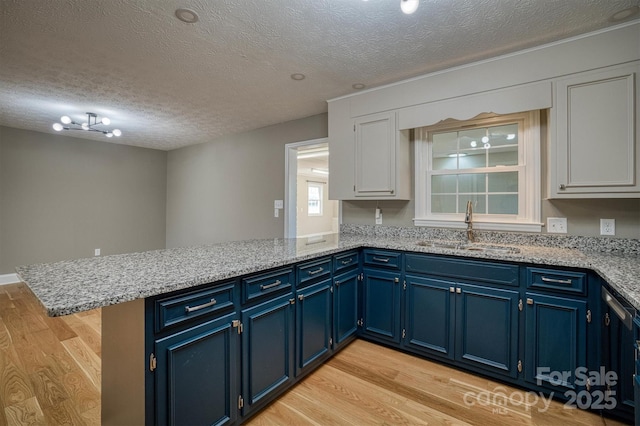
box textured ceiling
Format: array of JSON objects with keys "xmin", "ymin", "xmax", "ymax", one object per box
[{"xmin": 0, "ymin": 0, "xmax": 638, "ymax": 151}]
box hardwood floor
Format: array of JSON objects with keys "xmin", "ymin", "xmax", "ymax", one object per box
[
  {"xmin": 0, "ymin": 283, "xmax": 631, "ymax": 425},
  {"xmin": 0, "ymin": 283, "xmax": 101, "ymax": 425}
]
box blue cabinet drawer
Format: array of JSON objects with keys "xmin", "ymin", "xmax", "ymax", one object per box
[
  {"xmin": 405, "ymin": 254, "xmax": 518, "ymax": 287},
  {"xmin": 155, "ymin": 281, "xmax": 237, "ymax": 333},
  {"xmin": 363, "ymin": 249, "xmax": 401, "ymax": 270},
  {"xmin": 243, "ymin": 268, "xmax": 294, "ymax": 303},
  {"xmin": 526, "ymin": 267, "xmax": 586, "ymax": 295},
  {"xmin": 334, "ymin": 251, "xmax": 359, "ymax": 274},
  {"xmin": 297, "ymin": 257, "xmax": 332, "ymax": 288}
]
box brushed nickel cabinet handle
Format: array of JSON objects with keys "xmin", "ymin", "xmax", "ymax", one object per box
[
  {"xmin": 185, "ymin": 298, "xmax": 217, "ymax": 313},
  {"xmin": 372, "ymin": 257, "xmax": 389, "ymax": 263},
  {"xmin": 340, "ymin": 258, "xmax": 353, "ymax": 265},
  {"xmin": 541, "ymin": 276, "xmax": 572, "ymax": 285},
  {"xmin": 307, "ymin": 268, "xmax": 324, "ymax": 275},
  {"xmin": 260, "ymin": 280, "xmax": 282, "ymax": 290}
]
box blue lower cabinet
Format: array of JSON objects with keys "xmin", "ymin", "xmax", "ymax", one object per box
[
  {"xmin": 241, "ymin": 292, "xmax": 295, "ymax": 416},
  {"xmin": 333, "ymin": 269, "xmax": 360, "ymax": 349},
  {"xmin": 404, "ymin": 276, "xmax": 519, "ymax": 378},
  {"xmin": 525, "ymin": 292, "xmax": 587, "ymax": 391},
  {"xmin": 362, "ymin": 268, "xmax": 402, "ymax": 344},
  {"xmin": 296, "ymin": 280, "xmax": 332, "ymax": 376},
  {"xmin": 404, "ymin": 275, "xmax": 455, "ymax": 360},
  {"xmin": 154, "ymin": 312, "xmax": 239, "ymax": 426},
  {"xmin": 455, "ymin": 284, "xmax": 520, "ymax": 378}
]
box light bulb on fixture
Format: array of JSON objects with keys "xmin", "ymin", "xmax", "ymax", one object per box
[
  {"xmin": 401, "ymin": 0, "xmax": 419, "ymax": 14},
  {"xmin": 52, "ymin": 112, "xmax": 122, "ymax": 137}
]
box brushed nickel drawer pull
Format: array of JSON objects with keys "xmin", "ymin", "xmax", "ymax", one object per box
[
  {"xmin": 260, "ymin": 280, "xmax": 282, "ymax": 290},
  {"xmin": 341, "ymin": 258, "xmax": 353, "ymax": 265},
  {"xmin": 185, "ymin": 298, "xmax": 217, "ymax": 313},
  {"xmin": 372, "ymin": 257, "xmax": 389, "ymax": 263},
  {"xmin": 541, "ymin": 276, "xmax": 572, "ymax": 285},
  {"xmin": 308, "ymin": 268, "xmax": 324, "ymax": 275}
]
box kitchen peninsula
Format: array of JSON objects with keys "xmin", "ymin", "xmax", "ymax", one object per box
[{"xmin": 16, "ymin": 226, "xmax": 640, "ymax": 425}]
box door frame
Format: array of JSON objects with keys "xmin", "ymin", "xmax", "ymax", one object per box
[{"xmin": 284, "ymin": 138, "xmax": 338, "ymax": 238}]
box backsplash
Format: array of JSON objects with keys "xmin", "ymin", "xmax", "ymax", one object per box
[{"xmin": 340, "ymin": 224, "xmax": 640, "ymax": 255}]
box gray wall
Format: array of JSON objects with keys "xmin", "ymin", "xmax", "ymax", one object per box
[
  {"xmin": 0, "ymin": 126, "xmax": 167, "ymax": 274},
  {"xmin": 166, "ymin": 114, "xmax": 328, "ymax": 248}
]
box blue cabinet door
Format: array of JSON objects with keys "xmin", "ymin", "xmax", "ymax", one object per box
[
  {"xmin": 296, "ymin": 280, "xmax": 332, "ymax": 376},
  {"xmin": 241, "ymin": 292, "xmax": 295, "ymax": 416},
  {"xmin": 362, "ymin": 267, "xmax": 402, "ymax": 344},
  {"xmin": 155, "ymin": 312, "xmax": 238, "ymax": 426},
  {"xmin": 333, "ymin": 269, "xmax": 360, "ymax": 349},
  {"xmin": 455, "ymin": 284, "xmax": 520, "ymax": 378},
  {"xmin": 525, "ymin": 292, "xmax": 587, "ymax": 391},
  {"xmin": 404, "ymin": 274, "xmax": 455, "ymax": 360}
]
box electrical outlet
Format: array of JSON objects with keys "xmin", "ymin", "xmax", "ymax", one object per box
[
  {"xmin": 375, "ymin": 208, "xmax": 382, "ymax": 225},
  {"xmin": 600, "ymin": 218, "xmax": 615, "ymax": 236},
  {"xmin": 547, "ymin": 217, "xmax": 567, "ymax": 234},
  {"xmin": 274, "ymin": 208, "xmax": 279, "ymax": 218},
  {"xmin": 94, "ymin": 248, "xmax": 101, "ymax": 256}
]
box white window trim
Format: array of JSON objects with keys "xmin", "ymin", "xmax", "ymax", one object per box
[{"xmin": 414, "ymin": 111, "xmax": 542, "ymax": 232}]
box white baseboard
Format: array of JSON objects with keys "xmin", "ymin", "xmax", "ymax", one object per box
[{"xmin": 0, "ymin": 273, "xmax": 20, "ymax": 285}]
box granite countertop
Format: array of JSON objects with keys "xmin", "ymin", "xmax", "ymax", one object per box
[{"xmin": 15, "ymin": 227, "xmax": 640, "ymax": 317}]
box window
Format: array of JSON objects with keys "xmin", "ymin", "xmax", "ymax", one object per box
[
  {"xmin": 415, "ymin": 111, "xmax": 542, "ymax": 232},
  {"xmin": 307, "ymin": 182, "xmax": 323, "ymax": 216}
]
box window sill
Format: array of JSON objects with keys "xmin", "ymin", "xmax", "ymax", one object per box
[{"xmin": 413, "ymin": 218, "xmax": 543, "ymax": 233}]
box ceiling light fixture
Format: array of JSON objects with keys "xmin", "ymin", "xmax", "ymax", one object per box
[
  {"xmin": 291, "ymin": 73, "xmax": 306, "ymax": 81},
  {"xmin": 53, "ymin": 112, "xmax": 122, "ymax": 138},
  {"xmin": 401, "ymin": 0, "xmax": 419, "ymax": 14},
  {"xmin": 352, "ymin": 83, "xmax": 366, "ymax": 90},
  {"xmin": 175, "ymin": 8, "xmax": 199, "ymax": 23},
  {"xmin": 609, "ymin": 6, "xmax": 639, "ymax": 22}
]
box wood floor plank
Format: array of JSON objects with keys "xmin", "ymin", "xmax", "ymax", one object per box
[
  {"xmin": 4, "ymin": 396, "xmax": 45, "ymax": 425},
  {"xmin": 60, "ymin": 337, "xmax": 101, "ymax": 392},
  {"xmin": 0, "ymin": 347, "xmax": 36, "ymax": 406},
  {"xmin": 28, "ymin": 366, "xmax": 70, "ymax": 409}
]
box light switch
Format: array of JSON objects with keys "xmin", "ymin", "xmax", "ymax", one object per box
[{"xmin": 274, "ymin": 200, "xmax": 284, "ymax": 209}]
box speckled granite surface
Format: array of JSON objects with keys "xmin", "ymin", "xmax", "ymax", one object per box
[{"xmin": 15, "ymin": 226, "xmax": 640, "ymax": 317}]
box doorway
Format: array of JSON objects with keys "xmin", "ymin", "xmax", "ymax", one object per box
[{"xmin": 284, "ymin": 139, "xmax": 339, "ymax": 238}]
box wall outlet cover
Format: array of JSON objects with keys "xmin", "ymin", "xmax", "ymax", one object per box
[
  {"xmin": 94, "ymin": 248, "xmax": 101, "ymax": 256},
  {"xmin": 600, "ymin": 218, "xmax": 615, "ymax": 236},
  {"xmin": 547, "ymin": 217, "xmax": 567, "ymax": 234},
  {"xmin": 274, "ymin": 200, "xmax": 284, "ymax": 209}
]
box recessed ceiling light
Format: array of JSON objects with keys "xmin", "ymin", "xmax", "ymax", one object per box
[
  {"xmin": 352, "ymin": 83, "xmax": 366, "ymax": 90},
  {"xmin": 175, "ymin": 8, "xmax": 199, "ymax": 24},
  {"xmin": 610, "ymin": 6, "xmax": 639, "ymax": 22},
  {"xmin": 291, "ymin": 73, "xmax": 306, "ymax": 81}
]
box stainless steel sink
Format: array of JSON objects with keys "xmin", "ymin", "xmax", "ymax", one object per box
[
  {"xmin": 416, "ymin": 241, "xmax": 460, "ymax": 249},
  {"xmin": 460, "ymin": 244, "xmax": 521, "ymax": 254},
  {"xmin": 416, "ymin": 241, "xmax": 520, "ymax": 254}
]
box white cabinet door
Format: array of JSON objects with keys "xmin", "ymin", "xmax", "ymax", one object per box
[
  {"xmin": 353, "ymin": 112, "xmax": 410, "ymax": 199},
  {"xmin": 550, "ymin": 63, "xmax": 639, "ymax": 198}
]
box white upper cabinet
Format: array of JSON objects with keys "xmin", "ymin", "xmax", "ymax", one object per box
[
  {"xmin": 328, "ymin": 104, "xmax": 410, "ymax": 201},
  {"xmin": 549, "ymin": 62, "xmax": 640, "ymax": 198},
  {"xmin": 354, "ymin": 112, "xmax": 410, "ymax": 199}
]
